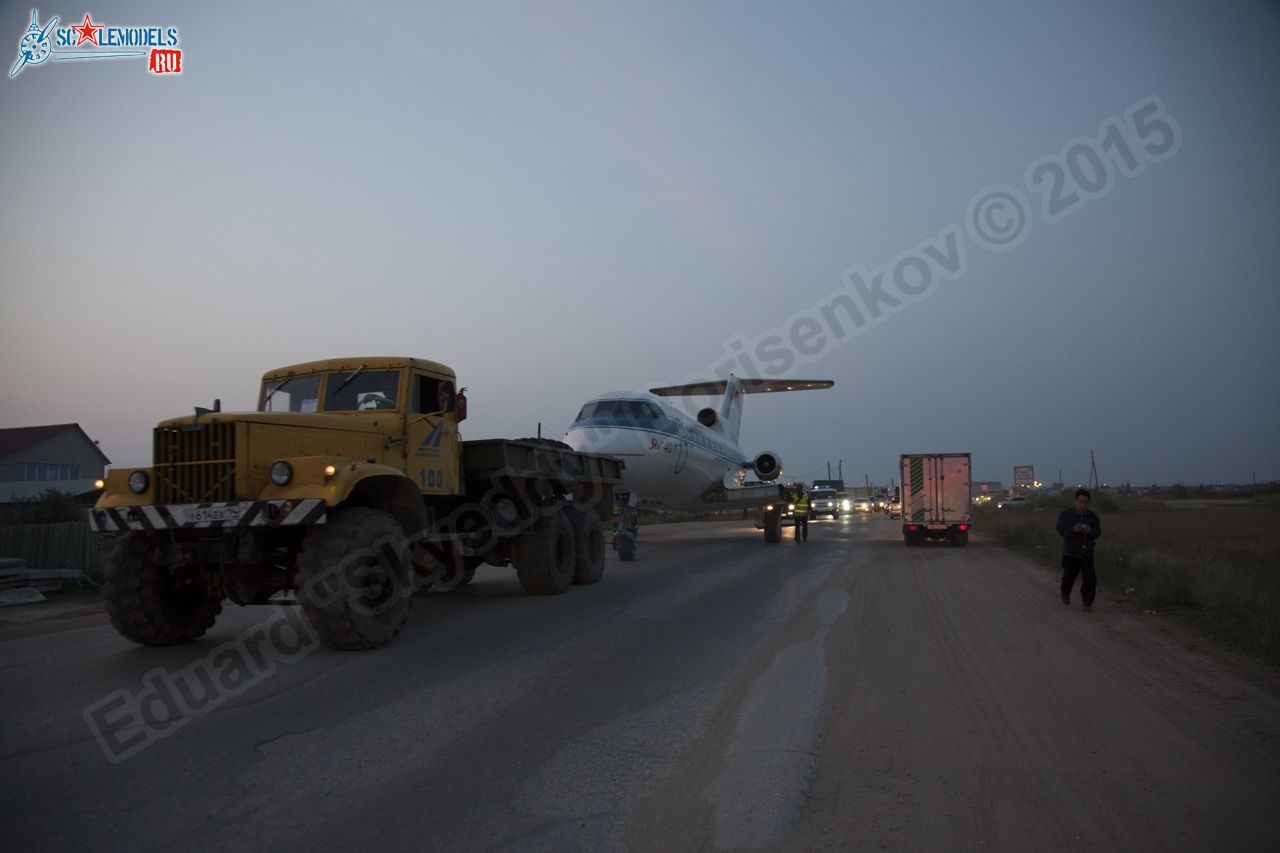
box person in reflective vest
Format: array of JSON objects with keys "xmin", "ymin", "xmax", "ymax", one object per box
[{"xmin": 793, "ymin": 484, "xmax": 810, "ymax": 542}]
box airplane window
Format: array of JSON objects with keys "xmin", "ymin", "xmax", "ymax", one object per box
[
  {"xmin": 576, "ymin": 405, "xmax": 592, "ymax": 422},
  {"xmin": 642, "ymin": 403, "xmax": 663, "ymax": 420},
  {"xmin": 620, "ymin": 400, "xmax": 654, "ymax": 422},
  {"xmin": 591, "ymin": 401, "xmax": 617, "ymax": 417}
]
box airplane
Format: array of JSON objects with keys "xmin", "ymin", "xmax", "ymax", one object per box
[{"xmin": 563, "ymin": 374, "xmax": 834, "ymax": 559}]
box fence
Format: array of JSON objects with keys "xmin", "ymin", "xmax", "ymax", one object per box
[{"xmin": 0, "ymin": 522, "xmax": 108, "ymax": 573}]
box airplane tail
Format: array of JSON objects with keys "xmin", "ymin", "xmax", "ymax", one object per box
[{"xmin": 648, "ymin": 375, "xmax": 834, "ymax": 445}]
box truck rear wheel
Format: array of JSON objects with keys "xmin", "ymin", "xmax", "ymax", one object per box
[
  {"xmin": 952, "ymin": 531, "xmax": 969, "ymax": 547},
  {"xmin": 104, "ymin": 532, "xmax": 223, "ymax": 646},
  {"xmin": 568, "ymin": 508, "xmax": 606, "ymax": 585},
  {"xmin": 512, "ymin": 511, "xmax": 576, "ymax": 594},
  {"xmin": 295, "ymin": 508, "xmax": 412, "ymax": 650}
]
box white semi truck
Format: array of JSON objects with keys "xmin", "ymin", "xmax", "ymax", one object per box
[{"xmin": 899, "ymin": 453, "xmax": 972, "ymax": 546}]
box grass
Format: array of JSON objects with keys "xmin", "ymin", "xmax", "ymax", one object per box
[{"xmin": 978, "ymin": 495, "xmax": 1280, "ymax": 665}]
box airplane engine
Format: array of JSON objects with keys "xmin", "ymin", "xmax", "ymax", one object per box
[
  {"xmin": 697, "ymin": 407, "xmax": 718, "ymax": 428},
  {"xmin": 752, "ymin": 451, "xmax": 782, "ymax": 481}
]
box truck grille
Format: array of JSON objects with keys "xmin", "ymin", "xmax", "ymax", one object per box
[{"xmin": 153, "ymin": 423, "xmax": 237, "ymax": 503}]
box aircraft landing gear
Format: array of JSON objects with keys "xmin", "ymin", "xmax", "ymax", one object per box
[{"xmin": 614, "ymin": 493, "xmax": 639, "ymax": 561}]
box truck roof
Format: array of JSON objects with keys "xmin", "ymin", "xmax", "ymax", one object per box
[{"xmin": 261, "ymin": 357, "xmax": 457, "ymax": 382}]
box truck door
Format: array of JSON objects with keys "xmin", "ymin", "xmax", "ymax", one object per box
[{"xmin": 406, "ymin": 374, "xmax": 461, "ymax": 496}]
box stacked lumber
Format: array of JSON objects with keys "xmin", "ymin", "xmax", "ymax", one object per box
[{"xmin": 0, "ymin": 557, "xmax": 95, "ymax": 602}]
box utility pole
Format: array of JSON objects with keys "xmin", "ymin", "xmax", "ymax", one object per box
[
  {"xmin": 1088, "ymin": 450, "xmax": 1099, "ymax": 490},
  {"xmin": 827, "ymin": 461, "xmax": 832, "ymax": 479}
]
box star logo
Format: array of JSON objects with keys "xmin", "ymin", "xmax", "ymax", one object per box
[{"xmin": 72, "ymin": 13, "xmax": 102, "ymax": 47}]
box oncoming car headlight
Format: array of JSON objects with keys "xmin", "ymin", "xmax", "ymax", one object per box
[
  {"xmin": 128, "ymin": 471, "xmax": 149, "ymax": 494},
  {"xmin": 270, "ymin": 461, "xmax": 294, "ymax": 486}
]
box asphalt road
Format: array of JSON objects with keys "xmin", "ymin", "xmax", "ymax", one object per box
[{"xmin": 3, "ymin": 515, "xmax": 1279, "ymax": 851}]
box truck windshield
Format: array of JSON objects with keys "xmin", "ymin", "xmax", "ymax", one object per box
[
  {"xmin": 259, "ymin": 374, "xmax": 322, "ymax": 412},
  {"xmin": 327, "ymin": 369, "xmax": 402, "ymax": 411}
]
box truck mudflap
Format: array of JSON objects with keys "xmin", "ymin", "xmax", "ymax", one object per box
[{"xmin": 88, "ymin": 499, "xmax": 327, "ymax": 532}]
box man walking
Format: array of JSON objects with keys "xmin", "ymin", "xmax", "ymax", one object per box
[
  {"xmin": 1057, "ymin": 488, "xmax": 1102, "ymax": 611},
  {"xmin": 793, "ymin": 484, "xmax": 810, "ymax": 542}
]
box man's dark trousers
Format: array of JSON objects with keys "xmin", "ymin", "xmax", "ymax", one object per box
[
  {"xmin": 794, "ymin": 516, "xmax": 808, "ymax": 541},
  {"xmin": 1061, "ymin": 554, "xmax": 1096, "ymax": 606}
]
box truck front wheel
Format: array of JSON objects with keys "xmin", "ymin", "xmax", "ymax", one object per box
[
  {"xmin": 295, "ymin": 508, "xmax": 412, "ymax": 650},
  {"xmin": 512, "ymin": 511, "xmax": 576, "ymax": 594},
  {"xmin": 103, "ymin": 532, "xmax": 223, "ymax": 646},
  {"xmin": 568, "ymin": 508, "xmax": 606, "ymax": 585}
]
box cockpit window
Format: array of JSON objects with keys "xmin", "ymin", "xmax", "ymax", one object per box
[
  {"xmin": 259, "ymin": 374, "xmax": 322, "ymax": 413},
  {"xmin": 576, "ymin": 399, "xmax": 661, "ymax": 422},
  {"xmin": 619, "ymin": 400, "xmax": 654, "ymax": 421}
]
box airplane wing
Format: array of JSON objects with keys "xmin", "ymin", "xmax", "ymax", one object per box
[{"xmin": 649, "ymin": 378, "xmax": 834, "ymax": 396}]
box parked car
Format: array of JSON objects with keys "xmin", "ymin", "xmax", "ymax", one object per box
[{"xmin": 997, "ymin": 496, "xmax": 1030, "ymax": 509}]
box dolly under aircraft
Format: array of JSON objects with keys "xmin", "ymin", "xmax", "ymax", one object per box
[{"xmin": 563, "ymin": 374, "xmax": 833, "ymax": 558}]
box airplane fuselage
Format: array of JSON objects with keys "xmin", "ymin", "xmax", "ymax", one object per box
[{"xmin": 564, "ymin": 394, "xmax": 747, "ymax": 511}]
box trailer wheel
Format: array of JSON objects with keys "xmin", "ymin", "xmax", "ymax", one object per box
[
  {"xmin": 568, "ymin": 508, "xmax": 606, "ymax": 585},
  {"xmin": 296, "ymin": 507, "xmax": 412, "ymax": 649},
  {"xmin": 104, "ymin": 532, "xmax": 223, "ymax": 646},
  {"xmin": 615, "ymin": 530, "xmax": 637, "ymax": 561},
  {"xmin": 763, "ymin": 513, "xmax": 781, "ymax": 544},
  {"xmin": 512, "ymin": 511, "xmax": 576, "ymax": 594}
]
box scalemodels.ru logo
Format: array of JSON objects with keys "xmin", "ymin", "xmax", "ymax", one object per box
[{"xmin": 9, "ymin": 8, "xmax": 183, "ymax": 78}]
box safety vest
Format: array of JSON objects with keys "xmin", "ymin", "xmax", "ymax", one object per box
[{"xmin": 794, "ymin": 493, "xmax": 809, "ymax": 515}]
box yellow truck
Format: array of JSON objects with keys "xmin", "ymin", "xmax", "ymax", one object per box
[{"xmin": 89, "ymin": 357, "xmax": 623, "ymax": 649}]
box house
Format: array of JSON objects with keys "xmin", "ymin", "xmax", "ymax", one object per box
[{"xmin": 0, "ymin": 424, "xmax": 111, "ymax": 502}]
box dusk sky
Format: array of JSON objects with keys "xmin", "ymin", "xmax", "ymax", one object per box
[{"xmin": 2, "ymin": 0, "xmax": 1278, "ymax": 488}]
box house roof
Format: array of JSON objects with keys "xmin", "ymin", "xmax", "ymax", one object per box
[{"xmin": 0, "ymin": 423, "xmax": 111, "ymax": 465}]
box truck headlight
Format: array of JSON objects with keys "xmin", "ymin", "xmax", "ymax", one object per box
[
  {"xmin": 270, "ymin": 461, "xmax": 294, "ymax": 486},
  {"xmin": 128, "ymin": 471, "xmax": 149, "ymax": 494}
]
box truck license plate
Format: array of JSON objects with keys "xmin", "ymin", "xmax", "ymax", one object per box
[
  {"xmin": 178, "ymin": 505, "xmax": 244, "ymax": 524},
  {"xmin": 926, "ymin": 524, "xmax": 948, "ymax": 530}
]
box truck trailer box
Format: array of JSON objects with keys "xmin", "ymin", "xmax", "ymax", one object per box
[{"xmin": 900, "ymin": 452, "xmax": 972, "ymax": 546}]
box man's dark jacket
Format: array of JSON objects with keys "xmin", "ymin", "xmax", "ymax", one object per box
[{"xmin": 1057, "ymin": 506, "xmax": 1101, "ymax": 557}]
